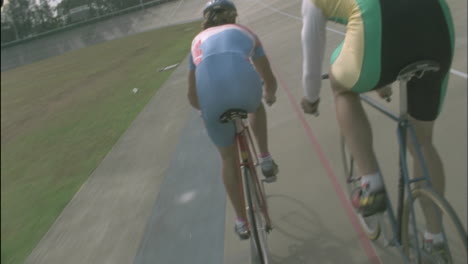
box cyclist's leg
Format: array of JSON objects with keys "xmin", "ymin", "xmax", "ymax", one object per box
[
  {"xmin": 251, "ymin": 106, "xmax": 279, "ymax": 180},
  {"xmin": 216, "ymin": 143, "xmax": 246, "ymax": 221},
  {"xmin": 248, "ymin": 102, "xmax": 278, "ymax": 179},
  {"xmin": 202, "ymin": 116, "xmax": 251, "ymax": 239},
  {"xmin": 405, "ymin": 0, "xmax": 454, "ymax": 242},
  {"xmin": 406, "ymin": 87, "xmax": 449, "ymax": 249},
  {"xmin": 196, "ymin": 107, "xmax": 251, "ymax": 239},
  {"xmin": 330, "ymin": 7, "xmax": 382, "ymax": 173},
  {"xmin": 215, "ymin": 142, "xmax": 250, "ymax": 239},
  {"xmin": 329, "ymin": 76, "xmax": 379, "ymax": 176},
  {"xmin": 248, "ymin": 102, "xmax": 268, "ymax": 155},
  {"xmin": 201, "ymin": 112, "xmax": 245, "ymax": 218},
  {"xmin": 406, "ymin": 69, "xmax": 452, "ymax": 239},
  {"xmin": 236, "ymin": 74, "xmax": 279, "ymax": 180},
  {"xmin": 406, "ymin": 117, "xmax": 445, "ymax": 235},
  {"xmin": 330, "ymin": 0, "xmax": 382, "ymax": 177},
  {"xmin": 329, "ymin": 0, "xmax": 387, "ymax": 215}
]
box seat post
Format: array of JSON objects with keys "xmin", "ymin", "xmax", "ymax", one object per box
[
  {"xmin": 399, "ymin": 79, "xmax": 408, "ymax": 118},
  {"xmin": 235, "ymin": 119, "xmax": 244, "ymax": 133},
  {"xmin": 396, "ymin": 60, "xmax": 440, "ymax": 118}
]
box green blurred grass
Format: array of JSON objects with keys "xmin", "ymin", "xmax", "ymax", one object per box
[{"xmin": 1, "ymin": 21, "xmax": 200, "ymax": 264}]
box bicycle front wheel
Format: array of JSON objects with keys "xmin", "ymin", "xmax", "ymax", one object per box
[
  {"xmin": 402, "ymin": 186, "xmax": 467, "ymax": 264},
  {"xmin": 341, "ymin": 136, "xmax": 381, "ymax": 240},
  {"xmin": 244, "ymin": 166, "xmax": 270, "ymax": 264}
]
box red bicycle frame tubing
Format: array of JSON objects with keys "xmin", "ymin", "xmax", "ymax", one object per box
[
  {"xmin": 236, "ymin": 120, "xmax": 272, "ymax": 228},
  {"xmin": 245, "ymin": 123, "xmax": 260, "ymax": 166}
]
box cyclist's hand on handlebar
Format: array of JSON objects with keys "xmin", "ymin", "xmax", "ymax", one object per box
[
  {"xmin": 264, "ymin": 91, "xmax": 276, "ymax": 106},
  {"xmin": 301, "ymin": 97, "xmax": 320, "ymax": 116}
]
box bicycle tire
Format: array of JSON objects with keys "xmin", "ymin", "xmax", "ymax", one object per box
[
  {"xmin": 244, "ymin": 166, "xmax": 269, "ymax": 263},
  {"xmin": 401, "ymin": 186, "xmax": 467, "ymax": 264},
  {"xmin": 340, "ymin": 136, "xmax": 381, "ymax": 240}
]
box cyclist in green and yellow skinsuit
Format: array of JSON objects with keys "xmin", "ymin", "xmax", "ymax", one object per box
[{"xmin": 299, "ymin": 0, "xmax": 454, "ymax": 258}]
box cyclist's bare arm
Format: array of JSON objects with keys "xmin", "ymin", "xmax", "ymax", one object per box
[
  {"xmin": 187, "ymin": 69, "xmax": 200, "ymax": 110},
  {"xmin": 253, "ymin": 56, "xmax": 277, "ymax": 94},
  {"xmin": 253, "ymin": 56, "xmax": 277, "ymax": 106}
]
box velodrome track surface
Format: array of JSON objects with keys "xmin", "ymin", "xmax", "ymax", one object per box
[{"xmin": 24, "ymin": 0, "xmax": 467, "ymax": 263}]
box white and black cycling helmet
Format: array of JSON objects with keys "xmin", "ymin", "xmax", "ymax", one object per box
[{"xmin": 203, "ymin": 0, "xmax": 237, "ymax": 16}]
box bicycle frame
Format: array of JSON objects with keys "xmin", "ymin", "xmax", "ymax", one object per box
[
  {"xmin": 322, "ymin": 63, "xmax": 456, "ymax": 262},
  {"xmin": 234, "ymin": 119, "xmax": 273, "ymax": 231},
  {"xmin": 359, "ymin": 89, "xmax": 436, "ymax": 260}
]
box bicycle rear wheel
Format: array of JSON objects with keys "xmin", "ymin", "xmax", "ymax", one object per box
[
  {"xmin": 341, "ymin": 136, "xmax": 381, "ymax": 240},
  {"xmin": 402, "ymin": 186, "xmax": 467, "ymax": 264},
  {"xmin": 244, "ymin": 166, "xmax": 270, "ymax": 264}
]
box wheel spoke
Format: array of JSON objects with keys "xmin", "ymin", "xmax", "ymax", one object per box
[
  {"xmin": 245, "ymin": 167, "xmax": 270, "ymax": 263},
  {"xmin": 402, "ymin": 187, "xmax": 467, "ymax": 264}
]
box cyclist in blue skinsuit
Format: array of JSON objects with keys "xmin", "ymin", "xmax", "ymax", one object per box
[{"xmin": 187, "ymin": 0, "xmax": 279, "ymax": 240}]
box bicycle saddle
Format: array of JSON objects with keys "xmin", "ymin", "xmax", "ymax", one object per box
[
  {"xmin": 219, "ymin": 109, "xmax": 248, "ymax": 123},
  {"xmin": 397, "ymin": 60, "xmax": 440, "ymax": 81}
]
